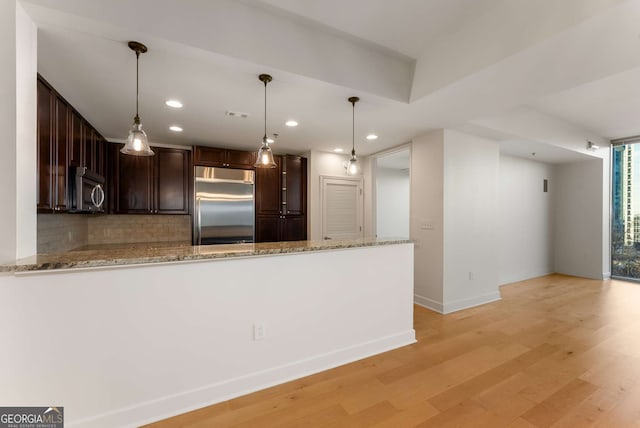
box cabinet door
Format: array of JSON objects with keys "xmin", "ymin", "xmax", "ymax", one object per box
[
  {"xmin": 193, "ymin": 146, "xmax": 225, "ymax": 167},
  {"xmin": 69, "ymin": 110, "xmax": 83, "ymax": 168},
  {"xmin": 155, "ymin": 147, "xmax": 191, "ymax": 214},
  {"xmin": 255, "ymin": 155, "xmax": 282, "ymax": 215},
  {"xmin": 113, "ymin": 145, "xmax": 153, "ymax": 213},
  {"xmin": 282, "ymin": 216, "xmax": 306, "ymax": 242},
  {"xmin": 255, "ymin": 215, "xmax": 281, "ymax": 243},
  {"xmin": 284, "ymin": 155, "xmax": 306, "ymax": 215},
  {"xmin": 37, "ymin": 79, "xmax": 54, "ymax": 212},
  {"xmin": 226, "ymin": 149, "xmax": 255, "ymax": 169},
  {"xmin": 54, "ymin": 95, "xmax": 69, "ymax": 211},
  {"xmin": 94, "ymin": 135, "xmax": 107, "ymax": 178},
  {"xmin": 84, "ymin": 126, "xmax": 96, "ymax": 172}
]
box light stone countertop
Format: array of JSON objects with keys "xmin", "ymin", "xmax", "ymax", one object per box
[{"xmin": 0, "ymin": 238, "xmax": 412, "ymax": 273}]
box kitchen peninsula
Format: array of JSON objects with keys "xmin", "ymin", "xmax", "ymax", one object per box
[{"xmin": 0, "ymin": 238, "xmax": 415, "ymax": 427}]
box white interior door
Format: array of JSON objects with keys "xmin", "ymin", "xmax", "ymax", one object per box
[{"xmin": 321, "ymin": 176, "xmax": 364, "ymax": 240}]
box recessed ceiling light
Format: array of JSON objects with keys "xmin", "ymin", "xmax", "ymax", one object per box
[
  {"xmin": 165, "ymin": 100, "xmax": 183, "ymax": 108},
  {"xmin": 285, "ymin": 120, "xmax": 298, "ymax": 127},
  {"xmin": 366, "ymin": 134, "xmax": 378, "ymax": 140},
  {"xmin": 333, "ymin": 148, "xmax": 344, "ymax": 153},
  {"xmin": 169, "ymin": 125, "xmax": 183, "ymax": 132}
]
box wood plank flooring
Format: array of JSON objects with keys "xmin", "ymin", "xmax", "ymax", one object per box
[{"xmin": 145, "ymin": 274, "xmax": 640, "ymax": 427}]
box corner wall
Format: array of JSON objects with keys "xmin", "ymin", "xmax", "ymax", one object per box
[
  {"xmin": 442, "ymin": 130, "xmax": 500, "ymax": 313},
  {"xmin": 0, "ymin": 1, "xmax": 37, "ymax": 262},
  {"xmin": 498, "ymin": 155, "xmax": 555, "ymax": 284},
  {"xmin": 554, "ymin": 158, "xmax": 607, "ymax": 279},
  {"xmin": 411, "ymin": 129, "xmax": 501, "ymax": 313},
  {"xmin": 411, "ymin": 130, "xmax": 445, "ymax": 310}
]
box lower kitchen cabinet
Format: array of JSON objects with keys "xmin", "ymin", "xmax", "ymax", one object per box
[
  {"xmin": 282, "ymin": 215, "xmax": 306, "ymax": 241},
  {"xmin": 255, "ymin": 214, "xmax": 306, "ymax": 242},
  {"xmin": 109, "ymin": 144, "xmax": 191, "ymax": 215}
]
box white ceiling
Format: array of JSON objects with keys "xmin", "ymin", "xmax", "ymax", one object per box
[
  {"xmin": 20, "ymin": 0, "xmax": 640, "ymax": 162},
  {"xmin": 250, "ymin": 0, "xmax": 504, "ymax": 59}
]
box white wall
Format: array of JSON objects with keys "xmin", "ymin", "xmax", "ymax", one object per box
[
  {"xmin": 15, "ymin": 2, "xmax": 37, "ymax": 259},
  {"xmin": 498, "ymin": 155, "xmax": 554, "ymax": 284},
  {"xmin": 442, "ymin": 130, "xmax": 500, "ymax": 313},
  {"xmin": 0, "ymin": 0, "xmax": 37, "ymax": 263},
  {"xmin": 0, "ymin": 244, "xmax": 415, "ymax": 428},
  {"xmin": 376, "ymin": 167, "xmax": 410, "ymax": 238},
  {"xmin": 554, "ymin": 159, "xmax": 607, "ymax": 279},
  {"xmin": 411, "ymin": 130, "xmax": 445, "ymax": 309}
]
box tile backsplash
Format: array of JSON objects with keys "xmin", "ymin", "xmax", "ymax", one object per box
[
  {"xmin": 37, "ymin": 214, "xmax": 191, "ymax": 253},
  {"xmin": 37, "ymin": 214, "xmax": 89, "ymax": 254},
  {"xmin": 88, "ymin": 215, "xmax": 191, "ymax": 245}
]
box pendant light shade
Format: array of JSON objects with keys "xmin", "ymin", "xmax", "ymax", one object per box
[
  {"xmin": 255, "ymin": 74, "xmax": 277, "ymax": 168},
  {"xmin": 346, "ymin": 96, "xmax": 360, "ymax": 176},
  {"xmin": 121, "ymin": 41, "xmax": 154, "ymax": 156}
]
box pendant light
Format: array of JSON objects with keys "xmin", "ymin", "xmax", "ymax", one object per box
[
  {"xmin": 255, "ymin": 74, "xmax": 277, "ymax": 168},
  {"xmin": 346, "ymin": 96, "xmax": 360, "ymax": 175},
  {"xmin": 121, "ymin": 41, "xmax": 154, "ymax": 156}
]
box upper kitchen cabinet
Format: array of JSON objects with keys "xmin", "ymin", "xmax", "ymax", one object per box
[
  {"xmin": 193, "ymin": 146, "xmax": 256, "ymax": 169},
  {"xmin": 37, "ymin": 74, "xmax": 109, "ymax": 213},
  {"xmin": 109, "ymin": 143, "xmax": 153, "ymax": 214},
  {"xmin": 255, "ymin": 154, "xmax": 307, "ymax": 243},
  {"xmin": 109, "ymin": 144, "xmax": 191, "ymax": 215},
  {"xmin": 283, "ymin": 155, "xmax": 306, "ymax": 216},
  {"xmin": 37, "ymin": 78, "xmax": 54, "ymax": 212},
  {"xmin": 255, "ymin": 155, "xmax": 283, "ymax": 216},
  {"xmin": 154, "ymin": 148, "xmax": 191, "ymax": 214}
]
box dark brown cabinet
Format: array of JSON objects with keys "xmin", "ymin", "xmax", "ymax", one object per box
[
  {"xmin": 155, "ymin": 148, "xmax": 191, "ymax": 214},
  {"xmin": 54, "ymin": 95, "xmax": 69, "ymax": 211},
  {"xmin": 37, "ymin": 74, "xmax": 109, "ymax": 213},
  {"xmin": 255, "ymin": 156, "xmax": 283, "ymax": 216},
  {"xmin": 255, "ymin": 155, "xmax": 307, "ymax": 242},
  {"xmin": 194, "ymin": 146, "xmax": 255, "ymax": 169},
  {"xmin": 37, "ymin": 78, "xmax": 54, "ymax": 211},
  {"xmin": 109, "ymin": 144, "xmax": 191, "ymax": 215},
  {"xmin": 283, "ymin": 155, "xmax": 306, "ymax": 216}
]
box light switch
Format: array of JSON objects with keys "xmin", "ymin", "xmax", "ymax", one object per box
[{"xmin": 420, "ymin": 219, "xmax": 434, "ymax": 230}]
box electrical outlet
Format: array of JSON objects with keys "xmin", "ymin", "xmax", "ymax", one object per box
[
  {"xmin": 469, "ymin": 271, "xmax": 474, "ymax": 280},
  {"xmin": 253, "ymin": 323, "xmax": 265, "ymax": 341}
]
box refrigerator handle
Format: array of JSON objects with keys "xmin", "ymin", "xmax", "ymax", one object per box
[{"xmin": 195, "ymin": 198, "xmax": 202, "ymax": 245}]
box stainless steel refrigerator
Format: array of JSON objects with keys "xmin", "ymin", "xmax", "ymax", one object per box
[{"xmin": 193, "ymin": 166, "xmax": 255, "ymax": 245}]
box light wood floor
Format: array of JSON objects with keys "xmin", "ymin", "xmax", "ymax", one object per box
[{"xmin": 145, "ymin": 274, "xmax": 640, "ymax": 427}]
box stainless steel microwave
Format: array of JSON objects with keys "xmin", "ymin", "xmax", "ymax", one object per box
[{"xmin": 69, "ymin": 166, "xmax": 105, "ymax": 213}]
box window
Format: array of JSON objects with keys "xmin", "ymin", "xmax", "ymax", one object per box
[{"xmin": 612, "ymin": 142, "xmax": 640, "ymax": 278}]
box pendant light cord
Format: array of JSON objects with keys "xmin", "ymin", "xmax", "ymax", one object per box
[
  {"xmin": 263, "ymin": 79, "xmax": 268, "ymax": 143},
  {"xmin": 352, "ymin": 100, "xmax": 355, "ymax": 156},
  {"xmin": 135, "ymin": 49, "xmax": 140, "ymax": 123}
]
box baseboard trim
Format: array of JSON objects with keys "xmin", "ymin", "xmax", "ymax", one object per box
[
  {"xmin": 414, "ymin": 294, "xmax": 443, "ymax": 313},
  {"xmin": 442, "ymin": 291, "xmax": 501, "ymax": 314},
  {"xmin": 603, "ymin": 272, "xmax": 611, "ymax": 280},
  {"xmin": 68, "ymin": 330, "xmax": 416, "ymax": 428}
]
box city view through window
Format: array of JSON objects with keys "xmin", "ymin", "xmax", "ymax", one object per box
[{"xmin": 612, "ymin": 143, "xmax": 640, "ymax": 278}]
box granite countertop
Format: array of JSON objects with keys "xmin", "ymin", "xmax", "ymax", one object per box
[{"xmin": 0, "ymin": 238, "xmax": 412, "ymax": 273}]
